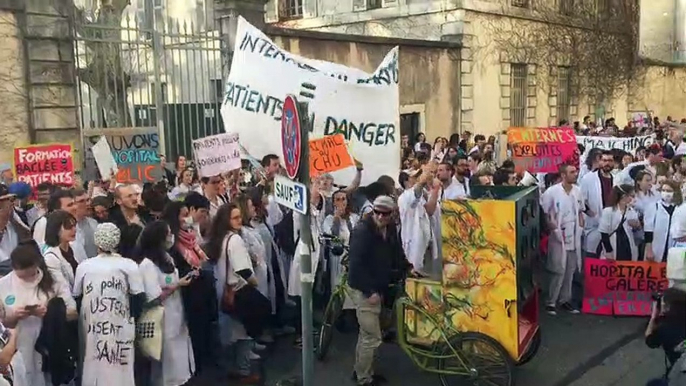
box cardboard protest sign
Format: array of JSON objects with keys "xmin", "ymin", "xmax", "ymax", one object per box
[
  {"xmin": 507, "ymin": 127, "xmax": 578, "ymax": 173},
  {"xmin": 309, "ymin": 134, "xmax": 354, "ymax": 177},
  {"xmin": 91, "ymin": 136, "xmax": 118, "ymax": 180},
  {"xmin": 83, "ymin": 127, "xmax": 162, "ymax": 183},
  {"xmin": 582, "ymin": 259, "xmax": 668, "ymax": 316},
  {"xmin": 13, "ymin": 144, "xmax": 74, "ymax": 187},
  {"xmin": 220, "ymin": 16, "xmax": 399, "ymax": 186},
  {"xmin": 192, "ymin": 133, "xmax": 241, "ymax": 177}
]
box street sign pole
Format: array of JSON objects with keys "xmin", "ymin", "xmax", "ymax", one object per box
[
  {"xmin": 281, "ymin": 90, "xmax": 314, "ymax": 386},
  {"xmin": 297, "ymin": 99, "xmax": 313, "ymax": 386}
]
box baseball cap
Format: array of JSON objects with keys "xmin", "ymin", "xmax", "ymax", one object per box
[
  {"xmin": 8, "ymin": 182, "xmax": 32, "ymax": 200},
  {"xmin": 372, "ymin": 195, "xmax": 395, "ymax": 212}
]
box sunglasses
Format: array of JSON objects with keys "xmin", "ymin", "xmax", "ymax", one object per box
[{"xmin": 374, "ymin": 209, "xmax": 392, "ymax": 217}]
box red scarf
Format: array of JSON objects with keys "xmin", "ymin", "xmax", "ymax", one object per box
[{"xmin": 176, "ymin": 229, "xmax": 207, "ymax": 268}]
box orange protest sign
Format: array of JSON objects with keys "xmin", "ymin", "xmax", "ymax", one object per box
[{"xmin": 309, "ymin": 134, "xmax": 354, "ymax": 177}]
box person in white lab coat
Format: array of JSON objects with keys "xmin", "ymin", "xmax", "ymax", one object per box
[
  {"xmin": 615, "ymin": 144, "xmax": 664, "ymax": 186},
  {"xmin": 0, "ymin": 240, "xmax": 77, "ymax": 386},
  {"xmin": 598, "ymin": 184, "xmax": 641, "ymax": 261},
  {"xmin": 580, "ymin": 150, "xmax": 615, "ymax": 256},
  {"xmin": 137, "ymin": 221, "xmax": 195, "ymax": 386},
  {"xmin": 73, "ymin": 222, "xmax": 145, "ymax": 386},
  {"xmin": 541, "ymin": 164, "xmax": 583, "ymax": 316},
  {"xmin": 645, "ymin": 180, "xmax": 682, "ymax": 263},
  {"xmin": 41, "ymin": 210, "xmax": 88, "ymax": 291},
  {"xmin": 632, "ymin": 170, "xmax": 658, "ymax": 260}
]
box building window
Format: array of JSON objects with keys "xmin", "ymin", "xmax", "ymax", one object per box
[
  {"xmin": 367, "ymin": 0, "xmax": 382, "ymax": 9},
  {"xmin": 559, "ymin": 0, "xmax": 574, "ymax": 15},
  {"xmin": 557, "ymin": 67, "xmax": 572, "ymax": 124},
  {"xmin": 510, "ymin": 64, "xmax": 528, "ymax": 127},
  {"xmin": 279, "ymin": 0, "xmax": 303, "ymax": 20},
  {"xmin": 211, "ymin": 79, "xmax": 224, "ymax": 103},
  {"xmin": 400, "ymin": 112, "xmax": 420, "ymax": 143},
  {"xmin": 511, "ymin": 0, "xmax": 529, "ymax": 8}
]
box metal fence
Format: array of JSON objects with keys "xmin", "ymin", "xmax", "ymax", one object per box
[{"xmin": 73, "ymin": 5, "xmax": 225, "ymax": 161}]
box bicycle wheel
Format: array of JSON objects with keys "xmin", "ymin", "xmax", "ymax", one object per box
[
  {"xmin": 516, "ymin": 329, "xmax": 541, "ymax": 366},
  {"xmin": 438, "ymin": 332, "xmax": 514, "ymax": 386},
  {"xmin": 316, "ymin": 290, "xmax": 344, "ymax": 361}
]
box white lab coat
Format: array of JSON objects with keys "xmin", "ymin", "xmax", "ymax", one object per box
[
  {"xmin": 241, "ymin": 226, "xmax": 269, "ymax": 298},
  {"xmin": 541, "ymin": 183, "xmax": 583, "ymax": 272},
  {"xmin": 580, "ymin": 171, "xmax": 610, "ymax": 254},
  {"xmin": 42, "ymin": 243, "xmax": 88, "ymax": 290},
  {"xmin": 598, "ymin": 207, "xmax": 639, "ymax": 261},
  {"xmin": 321, "ymin": 214, "xmax": 359, "ymax": 310},
  {"xmin": 288, "ymin": 201, "xmax": 325, "ymax": 297},
  {"xmin": 0, "ymin": 270, "xmax": 76, "ymax": 386},
  {"xmin": 633, "ymin": 191, "xmax": 659, "ymax": 242},
  {"xmin": 251, "ymin": 220, "xmax": 287, "ymax": 314},
  {"xmin": 398, "ymin": 188, "xmax": 436, "ymax": 271},
  {"xmin": 644, "ymin": 201, "xmax": 678, "ymax": 262},
  {"xmin": 139, "ymin": 258, "xmax": 195, "ymax": 386}
]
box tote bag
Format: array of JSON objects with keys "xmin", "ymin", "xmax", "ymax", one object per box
[{"xmin": 136, "ymin": 305, "xmax": 164, "ymax": 361}]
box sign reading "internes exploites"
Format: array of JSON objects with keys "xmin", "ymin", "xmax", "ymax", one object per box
[{"xmin": 507, "ymin": 127, "xmax": 579, "ymax": 173}]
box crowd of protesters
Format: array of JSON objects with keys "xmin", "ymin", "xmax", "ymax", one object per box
[{"xmin": 0, "ymin": 112, "xmax": 683, "ymax": 385}]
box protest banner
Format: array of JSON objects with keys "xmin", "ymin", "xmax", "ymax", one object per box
[
  {"xmin": 13, "ymin": 144, "xmax": 74, "ymax": 187},
  {"xmin": 631, "ymin": 112, "xmax": 649, "ymax": 128},
  {"xmin": 576, "ymin": 134, "xmax": 655, "ymax": 157},
  {"xmin": 220, "ymin": 16, "xmax": 399, "ymax": 186},
  {"xmin": 192, "ymin": 133, "xmax": 241, "ymax": 177},
  {"xmin": 507, "ymin": 127, "xmax": 578, "ymax": 173},
  {"xmin": 582, "ymin": 259, "xmax": 668, "ymax": 316},
  {"xmin": 83, "ymin": 127, "xmax": 162, "ymax": 183},
  {"xmin": 91, "ymin": 136, "xmax": 118, "ymax": 180},
  {"xmin": 309, "ymin": 134, "xmax": 354, "ymax": 177}
]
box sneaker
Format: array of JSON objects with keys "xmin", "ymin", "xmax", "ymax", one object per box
[
  {"xmin": 236, "ymin": 374, "xmax": 262, "ymax": 385},
  {"xmin": 561, "ymin": 303, "xmax": 580, "ymax": 314},
  {"xmin": 545, "ymin": 305, "xmax": 557, "ymax": 316},
  {"xmin": 257, "ymin": 333, "xmax": 274, "ymax": 344},
  {"xmin": 248, "ymin": 351, "xmax": 261, "ymax": 360},
  {"xmin": 352, "ymin": 371, "xmax": 388, "ymax": 383},
  {"xmin": 253, "ymin": 342, "xmax": 267, "ymax": 351}
]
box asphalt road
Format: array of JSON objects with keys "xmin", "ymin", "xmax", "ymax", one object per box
[{"xmin": 194, "ymin": 310, "xmax": 662, "ymax": 386}]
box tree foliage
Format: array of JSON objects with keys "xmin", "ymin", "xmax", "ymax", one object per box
[
  {"xmin": 480, "ymin": 0, "xmax": 640, "ymax": 105},
  {"xmin": 73, "ymin": 0, "xmax": 133, "ymax": 128}
]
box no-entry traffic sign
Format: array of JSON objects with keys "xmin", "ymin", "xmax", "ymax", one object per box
[{"xmin": 281, "ymin": 95, "xmax": 302, "ymax": 179}]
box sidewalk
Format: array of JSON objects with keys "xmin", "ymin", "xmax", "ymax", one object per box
[{"xmin": 569, "ymin": 337, "xmax": 666, "ymax": 386}]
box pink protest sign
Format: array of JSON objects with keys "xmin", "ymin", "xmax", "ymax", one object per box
[
  {"xmin": 507, "ymin": 127, "xmax": 579, "ymax": 173},
  {"xmin": 582, "ymin": 259, "xmax": 668, "ymax": 316}
]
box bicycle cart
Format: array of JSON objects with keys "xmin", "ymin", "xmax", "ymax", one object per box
[{"xmin": 396, "ymin": 186, "xmax": 542, "ymax": 386}]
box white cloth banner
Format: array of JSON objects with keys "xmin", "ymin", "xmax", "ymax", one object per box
[
  {"xmin": 577, "ymin": 134, "xmax": 655, "ymax": 158},
  {"xmin": 220, "ymin": 17, "xmax": 400, "ymax": 185},
  {"xmin": 192, "ymin": 132, "xmax": 241, "ymax": 177}
]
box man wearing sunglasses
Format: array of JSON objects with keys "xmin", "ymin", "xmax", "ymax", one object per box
[{"xmin": 348, "ymin": 195, "xmax": 405, "ymax": 386}]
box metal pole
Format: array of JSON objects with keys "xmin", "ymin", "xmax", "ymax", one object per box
[
  {"xmin": 149, "ymin": 0, "xmax": 167, "ymax": 157},
  {"xmin": 297, "ymin": 98, "xmax": 314, "ymax": 386}
]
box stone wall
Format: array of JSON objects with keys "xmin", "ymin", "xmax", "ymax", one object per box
[{"xmin": 0, "ymin": 0, "xmax": 80, "ymax": 167}]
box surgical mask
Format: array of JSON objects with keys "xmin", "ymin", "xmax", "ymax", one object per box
[
  {"xmin": 661, "ymin": 191, "xmax": 674, "ymax": 203},
  {"xmin": 182, "ymin": 216, "xmax": 193, "ymax": 230},
  {"xmin": 165, "ymin": 234, "xmax": 175, "ymax": 250}
]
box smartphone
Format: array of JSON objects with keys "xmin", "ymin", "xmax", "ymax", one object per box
[{"xmin": 25, "ymin": 304, "xmax": 38, "ymax": 311}]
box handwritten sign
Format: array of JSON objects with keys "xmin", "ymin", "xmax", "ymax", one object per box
[
  {"xmin": 309, "ymin": 134, "xmax": 354, "ymax": 177},
  {"xmin": 91, "ymin": 136, "xmax": 118, "ymax": 180},
  {"xmin": 13, "ymin": 144, "xmax": 74, "ymax": 187},
  {"xmin": 83, "ymin": 127, "xmax": 162, "ymax": 183},
  {"xmin": 576, "ymin": 135, "xmax": 654, "ymax": 155},
  {"xmin": 582, "ymin": 259, "xmax": 668, "ymax": 316},
  {"xmin": 192, "ymin": 133, "xmax": 241, "ymax": 177},
  {"xmin": 507, "ymin": 127, "xmax": 578, "ymax": 173}
]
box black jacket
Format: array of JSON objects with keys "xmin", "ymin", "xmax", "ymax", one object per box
[
  {"xmin": 35, "ymin": 297, "xmax": 77, "ymax": 386},
  {"xmin": 348, "ymin": 216, "xmax": 404, "ymax": 298}
]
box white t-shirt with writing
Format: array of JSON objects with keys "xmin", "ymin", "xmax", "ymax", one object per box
[{"xmin": 72, "ymin": 253, "xmax": 144, "ymax": 386}]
